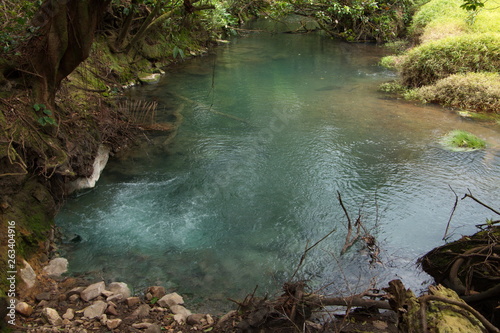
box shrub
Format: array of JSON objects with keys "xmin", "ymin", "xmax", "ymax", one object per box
[
  {"xmin": 410, "ymin": 0, "xmax": 466, "ymax": 36},
  {"xmin": 400, "ymin": 33, "xmax": 500, "ymax": 87},
  {"xmin": 442, "ymin": 130, "xmax": 486, "ymax": 150},
  {"xmin": 415, "ymin": 72, "xmax": 500, "ymax": 113}
]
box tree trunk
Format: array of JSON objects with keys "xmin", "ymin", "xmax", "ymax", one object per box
[{"xmin": 27, "ymin": 0, "xmax": 111, "ymax": 107}]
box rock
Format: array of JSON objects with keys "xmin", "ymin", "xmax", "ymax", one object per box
[
  {"xmin": 217, "ymin": 310, "xmax": 237, "ymax": 327},
  {"xmin": 20, "ymin": 260, "xmax": 37, "ymax": 288},
  {"xmin": 81, "ymin": 281, "xmax": 105, "ymax": 302},
  {"xmin": 138, "ymin": 73, "xmax": 161, "ymax": 85},
  {"xmin": 42, "ymin": 307, "xmax": 62, "ymax": 326},
  {"xmin": 126, "ymin": 296, "xmax": 141, "ymax": 307},
  {"xmin": 170, "ymin": 305, "xmax": 192, "ymax": 324},
  {"xmin": 106, "ymin": 303, "xmax": 118, "ymax": 316},
  {"xmin": 83, "ymin": 300, "xmax": 107, "ymax": 319},
  {"xmin": 132, "ymin": 322, "xmax": 153, "ymax": 329},
  {"xmin": 102, "ymin": 290, "xmax": 114, "ymax": 298},
  {"xmin": 145, "ymin": 324, "xmax": 163, "ymax": 333},
  {"xmin": 147, "ymin": 286, "xmax": 166, "ymax": 299},
  {"xmin": 108, "ymin": 282, "xmax": 131, "ymax": 298},
  {"xmin": 100, "ymin": 313, "xmax": 108, "ymax": 325},
  {"xmin": 106, "ymin": 318, "xmax": 122, "ymax": 330},
  {"xmin": 206, "ymin": 314, "xmax": 214, "ymax": 325},
  {"xmin": 69, "ymin": 294, "xmax": 80, "ymax": 303},
  {"xmin": 15, "ymin": 302, "xmax": 34, "ymax": 317},
  {"xmin": 131, "ymin": 304, "xmax": 150, "ymax": 318},
  {"xmin": 66, "ymin": 145, "xmax": 111, "ymax": 193},
  {"xmin": 67, "ymin": 286, "xmax": 85, "ymax": 297},
  {"xmin": 106, "ymin": 294, "xmax": 123, "ymax": 303},
  {"xmin": 63, "ymin": 308, "xmax": 75, "ymax": 320},
  {"xmin": 158, "ymin": 292, "xmax": 184, "ymax": 308},
  {"xmin": 187, "ymin": 314, "xmax": 206, "ymax": 326},
  {"xmin": 42, "ymin": 257, "xmax": 68, "ymax": 277}
]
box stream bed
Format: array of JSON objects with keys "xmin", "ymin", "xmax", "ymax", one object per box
[{"xmin": 56, "ymin": 22, "xmax": 500, "ymax": 312}]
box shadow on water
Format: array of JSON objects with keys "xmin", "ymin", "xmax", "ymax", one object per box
[{"xmin": 57, "ymin": 26, "xmax": 500, "ymax": 312}]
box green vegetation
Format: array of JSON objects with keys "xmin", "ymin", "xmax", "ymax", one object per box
[
  {"xmin": 415, "ymin": 72, "xmax": 500, "ymax": 113},
  {"xmin": 381, "ymin": 0, "xmax": 500, "ymax": 115},
  {"xmin": 400, "ymin": 33, "xmax": 500, "ymax": 87},
  {"xmin": 269, "ymin": 0, "xmax": 420, "ymax": 42},
  {"xmin": 442, "ymin": 130, "xmax": 487, "ymax": 150}
]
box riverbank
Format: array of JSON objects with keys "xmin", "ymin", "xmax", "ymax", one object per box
[{"xmin": 379, "ymin": 0, "xmax": 500, "ymax": 120}]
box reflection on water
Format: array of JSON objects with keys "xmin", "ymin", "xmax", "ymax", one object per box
[{"xmin": 56, "ymin": 29, "xmax": 500, "ymax": 312}]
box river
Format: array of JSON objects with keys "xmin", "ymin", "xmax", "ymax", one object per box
[{"xmin": 56, "ymin": 21, "xmax": 500, "ymax": 312}]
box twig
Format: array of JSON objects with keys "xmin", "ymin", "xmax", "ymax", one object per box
[
  {"xmin": 290, "ymin": 227, "xmax": 336, "ymax": 280},
  {"xmin": 463, "ymin": 190, "xmax": 500, "ymax": 216},
  {"xmin": 443, "ymin": 185, "xmax": 459, "ymax": 240}
]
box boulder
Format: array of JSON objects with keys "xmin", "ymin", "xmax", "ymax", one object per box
[
  {"xmin": 81, "ymin": 281, "xmax": 105, "ymax": 302},
  {"xmin": 138, "ymin": 73, "xmax": 161, "ymax": 85},
  {"xmin": 42, "ymin": 258, "xmax": 68, "ymax": 277},
  {"xmin": 15, "ymin": 302, "xmax": 34, "ymax": 317},
  {"xmin": 83, "ymin": 300, "xmax": 107, "ymax": 319},
  {"xmin": 108, "ymin": 282, "xmax": 131, "ymax": 298},
  {"xmin": 19, "ymin": 260, "xmax": 36, "ymax": 288},
  {"xmin": 66, "ymin": 144, "xmax": 110, "ymax": 193},
  {"xmin": 42, "ymin": 307, "xmax": 62, "ymax": 326},
  {"xmin": 158, "ymin": 292, "xmax": 184, "ymax": 308}
]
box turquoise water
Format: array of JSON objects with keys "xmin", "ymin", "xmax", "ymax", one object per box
[{"xmin": 56, "ymin": 28, "xmax": 500, "ymax": 312}]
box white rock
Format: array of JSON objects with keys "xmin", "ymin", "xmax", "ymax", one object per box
[
  {"xmin": 62, "ymin": 308, "xmax": 74, "ymax": 320},
  {"xmin": 81, "ymin": 281, "xmax": 105, "ymax": 302},
  {"xmin": 42, "ymin": 307, "xmax": 62, "ymax": 325},
  {"xmin": 66, "ymin": 145, "xmax": 110, "ymax": 193},
  {"xmin": 132, "ymin": 322, "xmax": 153, "ymax": 329},
  {"xmin": 42, "ymin": 258, "xmax": 68, "ymax": 277},
  {"xmin": 15, "ymin": 302, "xmax": 34, "ymax": 317},
  {"xmin": 138, "ymin": 73, "xmax": 161, "ymax": 85},
  {"xmin": 158, "ymin": 292, "xmax": 184, "ymax": 308},
  {"xmin": 107, "ymin": 282, "xmax": 131, "ymax": 298},
  {"xmin": 83, "ymin": 300, "xmax": 107, "ymax": 319},
  {"xmin": 170, "ymin": 304, "xmax": 191, "ymax": 316},
  {"xmin": 106, "ymin": 318, "xmax": 122, "ymax": 329},
  {"xmin": 100, "ymin": 313, "xmax": 108, "ymax": 325},
  {"xmin": 20, "ymin": 260, "xmax": 37, "ymax": 288}
]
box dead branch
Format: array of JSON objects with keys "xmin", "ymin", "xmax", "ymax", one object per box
[
  {"xmin": 463, "ymin": 190, "xmax": 500, "ymax": 216},
  {"xmin": 443, "ymin": 185, "xmax": 459, "ymax": 240},
  {"xmin": 305, "ymin": 294, "xmax": 392, "ymax": 310}
]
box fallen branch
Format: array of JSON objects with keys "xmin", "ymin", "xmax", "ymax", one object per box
[{"xmin": 463, "ymin": 190, "xmax": 500, "ymax": 216}]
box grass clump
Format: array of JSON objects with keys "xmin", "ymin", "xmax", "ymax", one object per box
[
  {"xmin": 442, "ymin": 130, "xmax": 486, "ymax": 150},
  {"xmin": 400, "ymin": 33, "xmax": 500, "ymax": 87},
  {"xmin": 415, "ymin": 72, "xmax": 500, "ymax": 113}
]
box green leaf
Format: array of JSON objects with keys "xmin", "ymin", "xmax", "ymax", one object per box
[
  {"xmin": 173, "ymin": 46, "xmax": 185, "ymax": 60},
  {"xmin": 44, "ymin": 117, "xmax": 56, "ymax": 125},
  {"xmin": 33, "ymin": 104, "xmax": 41, "ymax": 111},
  {"xmin": 43, "ymin": 109, "xmax": 52, "ymax": 116},
  {"xmin": 37, "ymin": 117, "xmax": 46, "ymax": 125}
]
